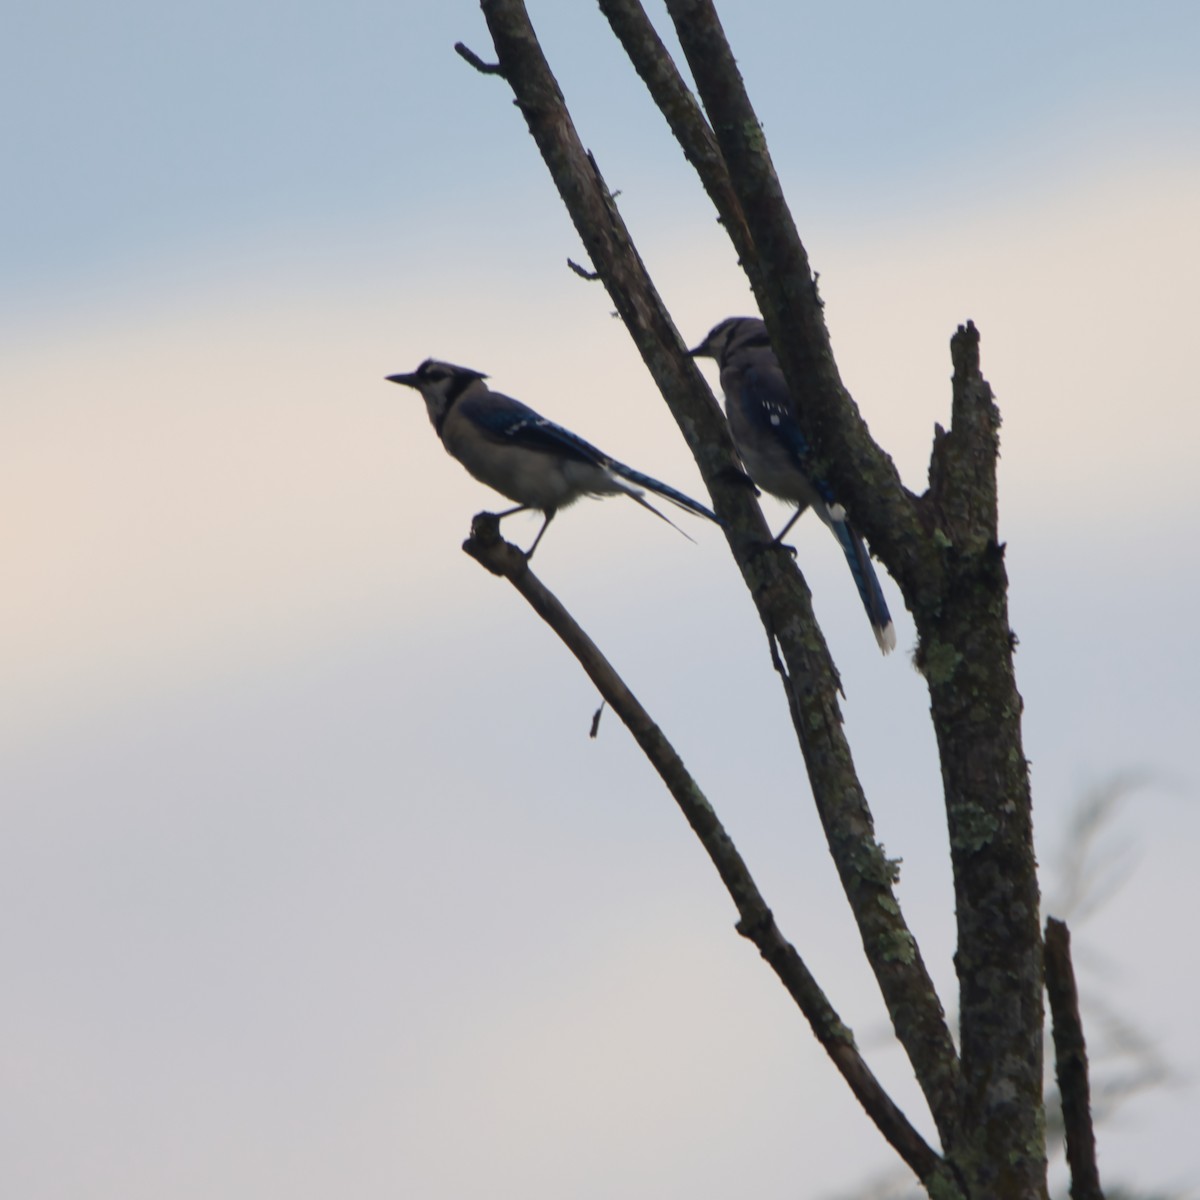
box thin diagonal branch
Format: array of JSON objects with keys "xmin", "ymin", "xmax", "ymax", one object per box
[
  {"xmin": 467, "ymin": 0, "xmax": 963, "ymax": 1159},
  {"xmin": 661, "ymin": 0, "xmax": 925, "ymax": 595},
  {"xmin": 1045, "ymin": 918, "xmax": 1105, "ymax": 1200},
  {"xmin": 596, "ymin": 0, "xmax": 758, "ymax": 283},
  {"xmin": 462, "ymin": 513, "xmax": 959, "ymax": 1195}
]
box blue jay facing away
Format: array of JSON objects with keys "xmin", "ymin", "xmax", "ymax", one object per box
[
  {"xmin": 690, "ymin": 317, "xmax": 896, "ymax": 653},
  {"xmin": 387, "ymin": 359, "xmax": 719, "ymax": 558}
]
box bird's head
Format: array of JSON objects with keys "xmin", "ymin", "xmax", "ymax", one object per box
[
  {"xmin": 386, "ymin": 358, "xmax": 489, "ymax": 428},
  {"xmin": 688, "ymin": 316, "xmax": 769, "ymax": 365}
]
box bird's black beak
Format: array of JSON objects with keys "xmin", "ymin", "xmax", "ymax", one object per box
[
  {"xmin": 386, "ymin": 373, "xmax": 419, "ymax": 388},
  {"xmin": 687, "ymin": 344, "xmax": 704, "ymax": 358}
]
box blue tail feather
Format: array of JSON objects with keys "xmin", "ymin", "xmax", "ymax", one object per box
[
  {"xmin": 609, "ymin": 460, "xmax": 720, "ymax": 525},
  {"xmin": 829, "ymin": 516, "xmax": 896, "ymax": 653}
]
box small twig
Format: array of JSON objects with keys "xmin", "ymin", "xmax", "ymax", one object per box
[
  {"xmin": 589, "ymin": 700, "xmax": 606, "ymax": 738},
  {"xmin": 453, "ymin": 41, "xmax": 505, "ymax": 75},
  {"xmin": 1045, "ymin": 918, "xmax": 1105, "ymax": 1200},
  {"xmin": 567, "ymin": 257, "xmax": 601, "ymax": 281},
  {"xmin": 461, "ymin": 513, "xmax": 957, "ymax": 1195}
]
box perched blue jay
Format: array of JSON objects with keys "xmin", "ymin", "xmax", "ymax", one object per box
[
  {"xmin": 690, "ymin": 317, "xmax": 896, "ymax": 653},
  {"xmin": 387, "ymin": 358, "xmax": 719, "ymax": 558}
]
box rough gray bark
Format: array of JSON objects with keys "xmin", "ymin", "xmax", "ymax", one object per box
[{"xmin": 453, "ymin": 2, "xmax": 1055, "ymax": 1196}]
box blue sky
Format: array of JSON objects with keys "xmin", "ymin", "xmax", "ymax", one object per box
[{"xmin": 3, "ymin": 3, "xmax": 1200, "ymax": 1197}]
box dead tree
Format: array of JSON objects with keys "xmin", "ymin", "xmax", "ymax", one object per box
[{"xmin": 448, "ymin": 3, "xmax": 1103, "ymax": 1197}]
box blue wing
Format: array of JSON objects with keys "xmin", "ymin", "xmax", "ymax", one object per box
[
  {"xmin": 727, "ymin": 352, "xmax": 894, "ymax": 650},
  {"xmin": 738, "ymin": 361, "xmax": 839, "ymax": 508},
  {"xmin": 465, "ymin": 392, "xmax": 718, "ymax": 524},
  {"xmin": 459, "ymin": 392, "xmax": 611, "ymax": 467}
]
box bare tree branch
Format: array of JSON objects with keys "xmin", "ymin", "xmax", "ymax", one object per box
[
  {"xmin": 468, "ymin": 0, "xmax": 964, "ymax": 1161},
  {"xmin": 660, "ymin": 0, "xmax": 925, "ymax": 587},
  {"xmin": 461, "ymin": 512, "xmax": 959, "ymax": 1195},
  {"xmin": 1045, "ymin": 918, "xmax": 1105, "ymax": 1200},
  {"xmin": 596, "ymin": 0, "xmax": 759, "ymax": 284}
]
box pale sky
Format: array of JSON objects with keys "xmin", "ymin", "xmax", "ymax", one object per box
[{"xmin": 3, "ymin": 3, "xmax": 1199, "ymax": 1197}]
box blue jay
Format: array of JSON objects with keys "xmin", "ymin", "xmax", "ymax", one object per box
[
  {"xmin": 387, "ymin": 358, "xmax": 719, "ymax": 558},
  {"xmin": 690, "ymin": 317, "xmax": 896, "ymax": 653}
]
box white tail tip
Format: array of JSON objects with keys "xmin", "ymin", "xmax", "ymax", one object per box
[{"xmin": 876, "ymin": 621, "xmax": 897, "ymax": 655}]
